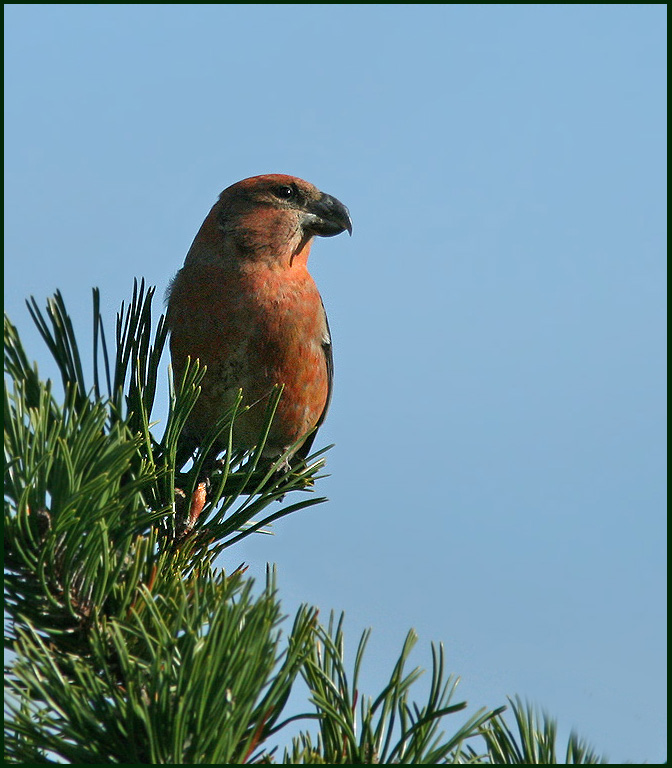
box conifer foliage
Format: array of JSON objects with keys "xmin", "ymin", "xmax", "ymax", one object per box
[{"xmin": 5, "ymin": 282, "xmax": 606, "ymax": 763}]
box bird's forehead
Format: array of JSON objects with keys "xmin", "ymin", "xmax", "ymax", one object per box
[{"xmin": 220, "ymin": 174, "xmax": 319, "ymax": 201}]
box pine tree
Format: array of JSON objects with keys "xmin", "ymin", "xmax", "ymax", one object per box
[{"xmin": 5, "ymin": 282, "xmax": 608, "ymax": 764}]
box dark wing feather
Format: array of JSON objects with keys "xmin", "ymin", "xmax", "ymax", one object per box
[{"xmin": 294, "ymin": 296, "xmax": 333, "ymax": 463}]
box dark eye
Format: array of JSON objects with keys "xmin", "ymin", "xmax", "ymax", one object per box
[{"xmin": 272, "ymin": 184, "xmax": 296, "ymax": 200}]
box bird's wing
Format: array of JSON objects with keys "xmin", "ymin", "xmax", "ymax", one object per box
[{"xmin": 294, "ymin": 296, "xmax": 333, "ymax": 463}]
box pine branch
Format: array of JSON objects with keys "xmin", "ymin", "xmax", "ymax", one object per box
[
  {"xmin": 475, "ymin": 697, "xmax": 608, "ymax": 765},
  {"xmin": 5, "ymin": 569, "xmax": 318, "ymax": 763},
  {"xmin": 5, "ymin": 281, "xmax": 611, "ymax": 764},
  {"xmin": 286, "ymin": 613, "xmax": 499, "ymax": 764}
]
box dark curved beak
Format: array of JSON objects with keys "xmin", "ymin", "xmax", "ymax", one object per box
[{"xmin": 305, "ymin": 192, "xmax": 353, "ymax": 238}]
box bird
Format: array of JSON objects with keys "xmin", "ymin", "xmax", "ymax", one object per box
[{"xmin": 166, "ymin": 174, "xmax": 352, "ymax": 471}]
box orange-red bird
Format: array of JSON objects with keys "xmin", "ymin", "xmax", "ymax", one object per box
[{"xmin": 166, "ymin": 174, "xmax": 352, "ymax": 467}]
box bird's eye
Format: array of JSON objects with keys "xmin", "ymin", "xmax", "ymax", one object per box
[{"xmin": 273, "ymin": 185, "xmax": 296, "ymax": 200}]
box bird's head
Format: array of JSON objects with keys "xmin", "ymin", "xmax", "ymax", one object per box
[{"xmin": 185, "ymin": 174, "xmax": 352, "ymax": 268}]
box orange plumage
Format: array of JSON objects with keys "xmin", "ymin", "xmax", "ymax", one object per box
[{"xmin": 166, "ymin": 174, "xmax": 351, "ymax": 465}]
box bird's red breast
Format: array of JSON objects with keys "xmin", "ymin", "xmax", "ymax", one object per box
[{"xmin": 166, "ymin": 174, "xmax": 351, "ymax": 463}]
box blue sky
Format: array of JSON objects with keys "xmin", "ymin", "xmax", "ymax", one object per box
[{"xmin": 5, "ymin": 4, "xmax": 666, "ymax": 762}]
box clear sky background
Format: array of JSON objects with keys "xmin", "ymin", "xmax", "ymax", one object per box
[{"xmin": 4, "ymin": 4, "xmax": 666, "ymax": 763}]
